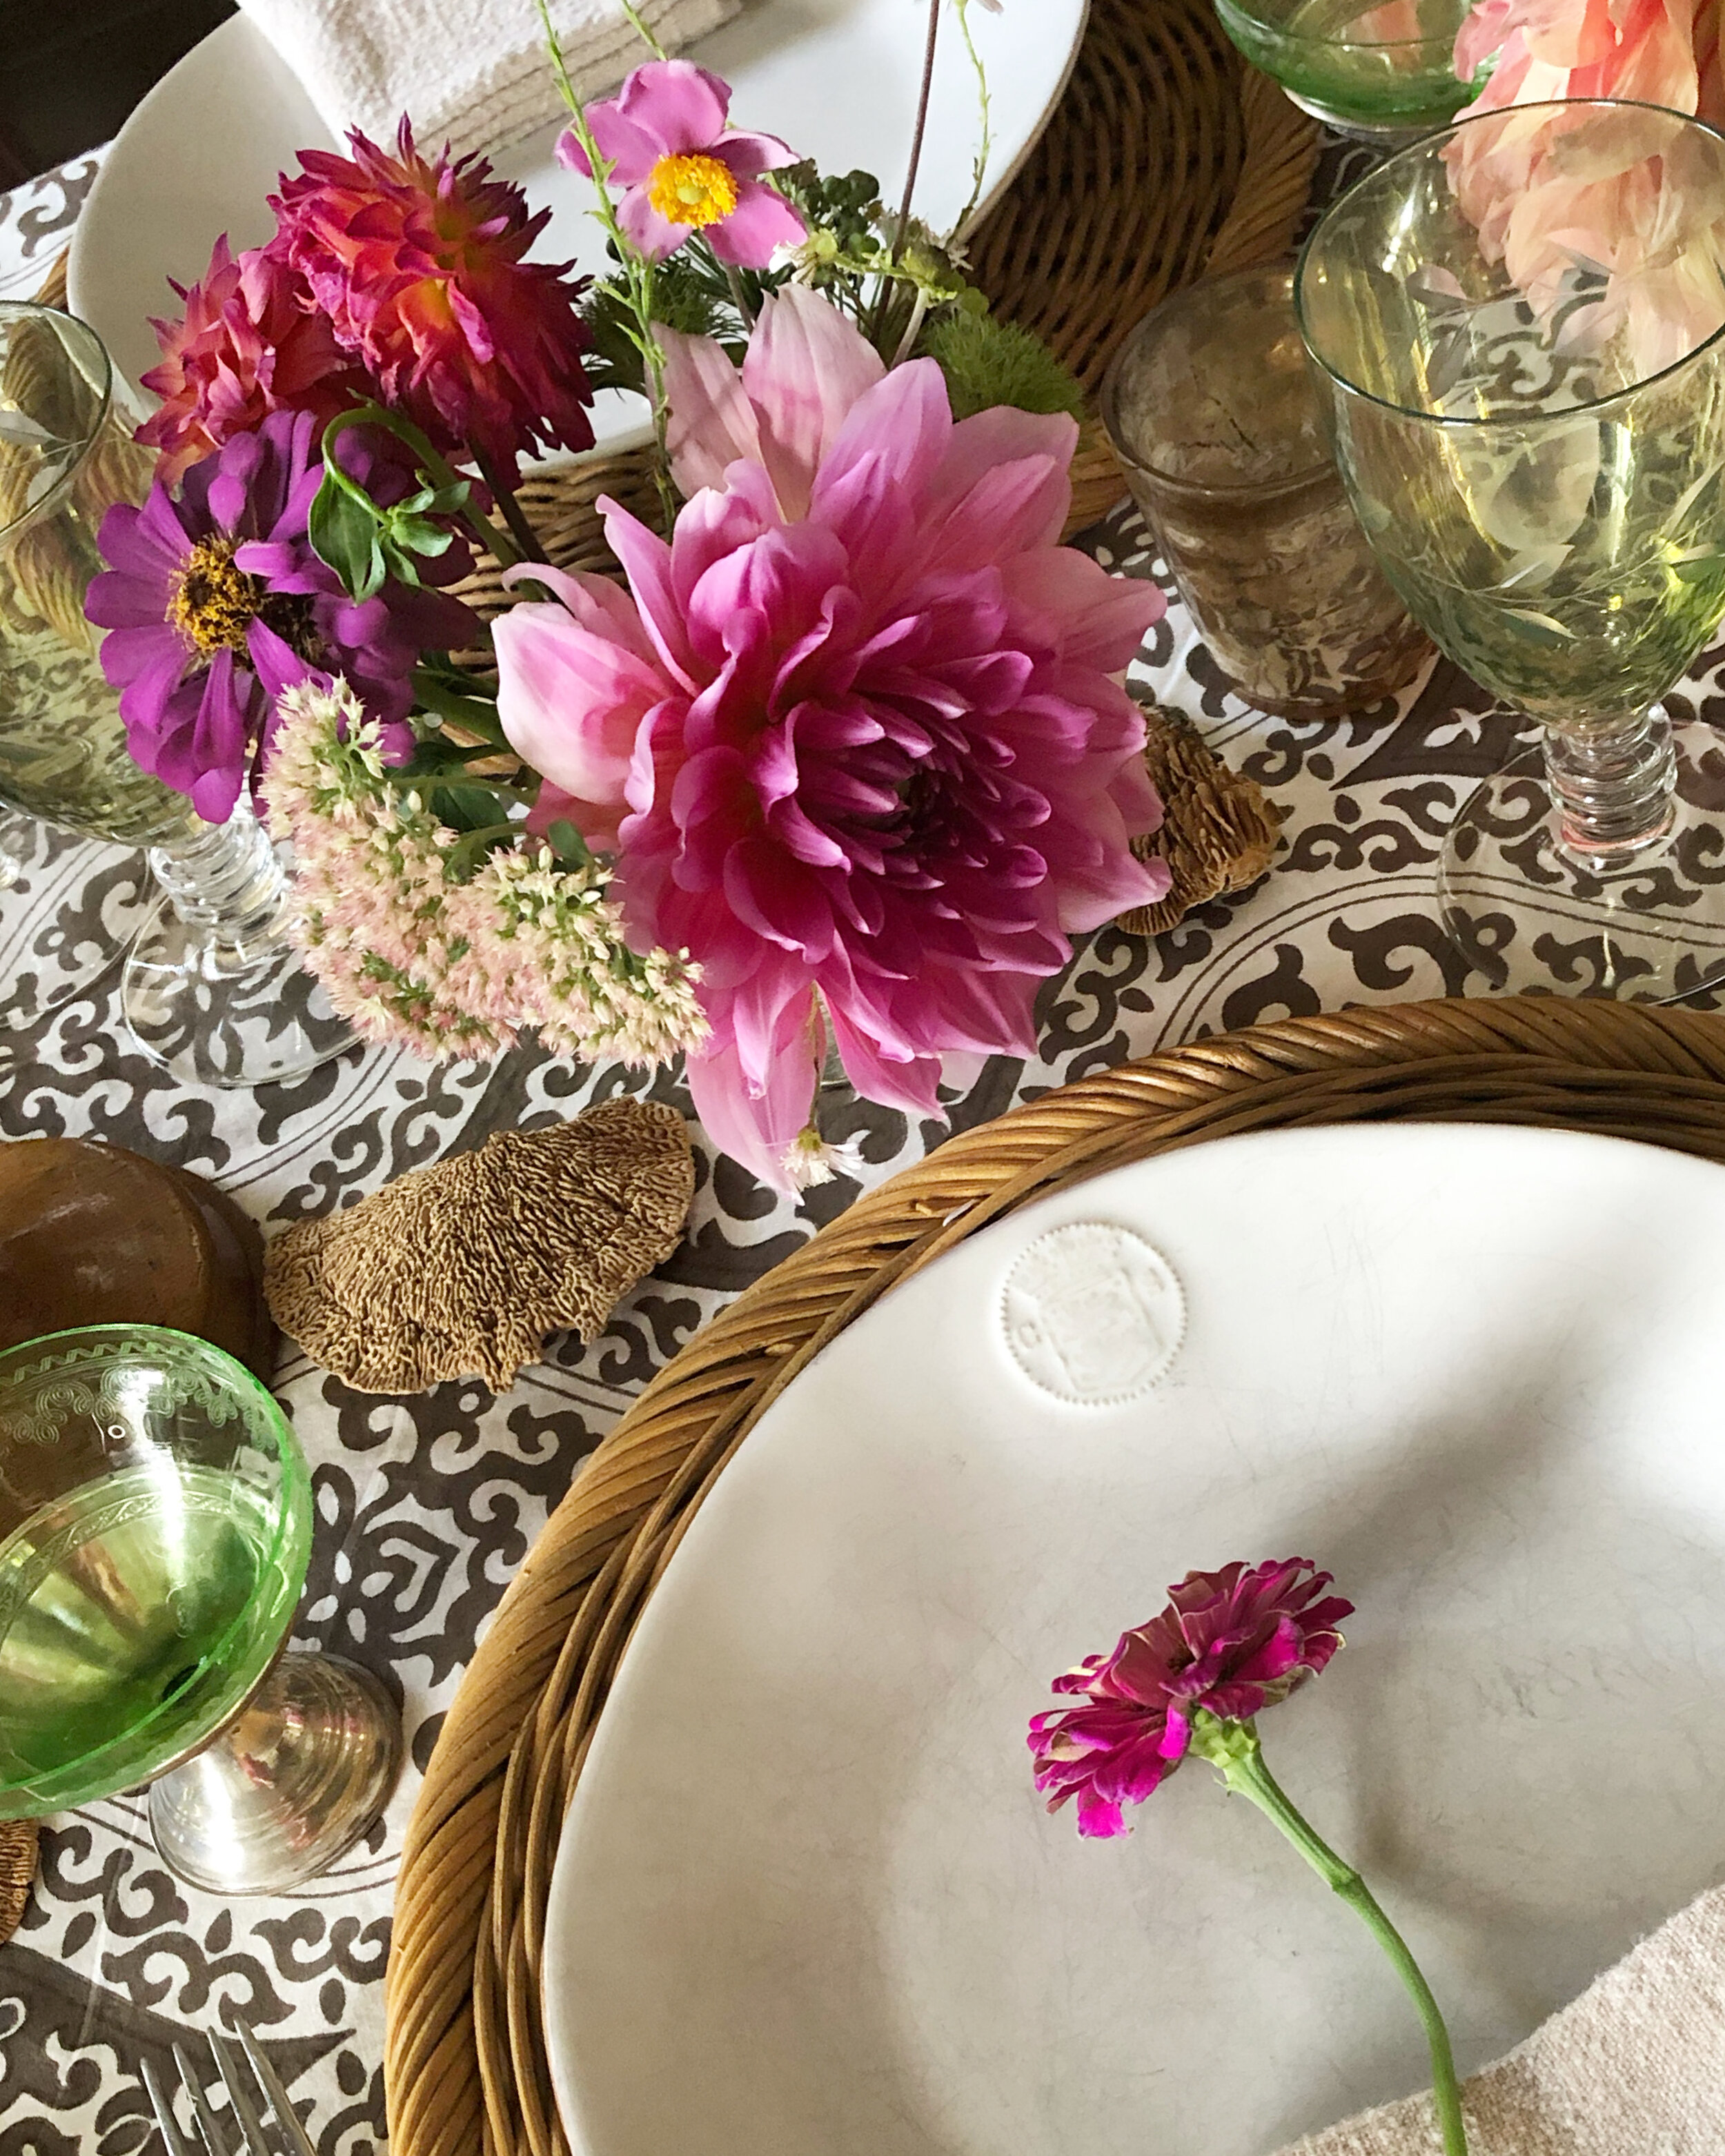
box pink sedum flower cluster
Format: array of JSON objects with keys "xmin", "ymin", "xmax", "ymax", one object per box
[
  {"xmin": 493, "ymin": 287, "xmax": 1167, "ymax": 1188},
  {"xmin": 1028, "ymin": 1560, "xmax": 1353, "ymax": 1838},
  {"xmin": 262, "ymin": 679, "xmax": 707, "ymax": 1065}
]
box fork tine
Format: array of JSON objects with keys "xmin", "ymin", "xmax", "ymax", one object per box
[
  {"xmin": 233, "ymin": 2021, "xmax": 318, "ymax": 2156},
  {"xmin": 172, "ymin": 2042, "xmax": 234, "ymax": 2156},
  {"xmin": 209, "ymin": 2033, "xmax": 273, "ymax": 2156},
  {"xmin": 141, "ymin": 2057, "xmax": 197, "ymax": 2156}
]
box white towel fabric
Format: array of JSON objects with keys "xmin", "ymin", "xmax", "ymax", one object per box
[
  {"xmin": 1275, "ymin": 1883, "xmax": 1725, "ymax": 2156},
  {"xmin": 237, "ymin": 0, "xmax": 745, "ymax": 160}
]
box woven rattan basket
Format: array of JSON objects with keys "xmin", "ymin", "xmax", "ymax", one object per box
[{"xmin": 386, "ymin": 997, "xmax": 1725, "ymax": 2156}]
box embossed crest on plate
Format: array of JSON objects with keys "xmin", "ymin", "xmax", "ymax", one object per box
[{"xmin": 1000, "ymin": 1222, "xmax": 1185, "ymax": 1405}]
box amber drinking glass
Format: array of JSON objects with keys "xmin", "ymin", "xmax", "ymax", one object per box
[{"xmin": 1103, "ymin": 266, "xmax": 1432, "ymax": 719}]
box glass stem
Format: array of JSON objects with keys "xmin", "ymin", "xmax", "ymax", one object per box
[
  {"xmin": 1543, "ymin": 703, "xmax": 1676, "ymax": 868},
  {"xmin": 1192, "ymin": 1717, "xmax": 1469, "ymax": 2156},
  {"xmin": 147, "ymin": 805, "xmax": 288, "ymax": 965}
]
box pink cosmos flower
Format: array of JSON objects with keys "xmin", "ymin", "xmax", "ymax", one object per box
[
  {"xmin": 137, "ymin": 237, "xmax": 370, "ymax": 485},
  {"xmin": 1027, "ymin": 1560, "xmax": 1353, "ymax": 1838},
  {"xmin": 493, "ymin": 287, "xmax": 1167, "ymax": 1189},
  {"xmin": 557, "ymin": 60, "xmax": 806, "ymax": 266},
  {"xmin": 268, "ymin": 121, "xmax": 596, "ymax": 485}
]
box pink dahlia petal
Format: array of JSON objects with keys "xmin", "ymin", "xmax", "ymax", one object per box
[
  {"xmin": 998, "ymin": 548, "xmax": 1165, "ymax": 673},
  {"xmin": 493, "ymin": 592, "xmax": 667, "ymax": 842},
  {"xmin": 684, "ymin": 975, "xmax": 820, "ymax": 1185},
  {"xmin": 660, "ymin": 324, "xmax": 766, "ymax": 498},
  {"xmin": 705, "ymin": 181, "xmax": 809, "ymax": 270},
  {"xmin": 742, "ymin": 286, "xmax": 886, "ymax": 521},
  {"xmin": 813, "ymin": 357, "xmax": 953, "ymax": 522},
  {"xmin": 598, "ymin": 497, "xmax": 702, "ymax": 692}
]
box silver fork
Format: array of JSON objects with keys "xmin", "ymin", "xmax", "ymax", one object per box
[{"xmin": 141, "ymin": 2021, "xmax": 317, "ymax": 2156}]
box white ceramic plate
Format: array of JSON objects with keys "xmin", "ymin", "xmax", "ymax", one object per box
[
  {"xmin": 68, "ymin": 0, "xmax": 1087, "ymax": 455},
  {"xmin": 543, "ymin": 1120, "xmax": 1725, "ymax": 2156}
]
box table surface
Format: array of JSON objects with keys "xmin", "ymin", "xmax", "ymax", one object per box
[{"xmin": 7, "ymin": 139, "xmax": 1725, "ymax": 2156}]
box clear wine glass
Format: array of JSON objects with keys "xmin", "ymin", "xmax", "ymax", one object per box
[
  {"xmin": 0, "ymin": 299, "xmax": 351, "ymax": 1083},
  {"xmin": 0, "ymin": 1324, "xmax": 400, "ymax": 1892},
  {"xmin": 1297, "ymin": 99, "xmax": 1725, "ymax": 1001}
]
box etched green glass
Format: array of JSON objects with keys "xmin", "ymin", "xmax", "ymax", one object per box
[
  {"xmin": 0, "ymin": 1325, "xmax": 312, "ymax": 1818},
  {"xmin": 1297, "ymin": 99, "xmax": 1725, "ymax": 1002},
  {"xmin": 1212, "ymin": 0, "xmax": 1474, "ymax": 143}
]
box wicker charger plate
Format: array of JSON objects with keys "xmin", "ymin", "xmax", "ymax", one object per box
[{"xmin": 386, "ymin": 996, "xmax": 1725, "ymax": 2156}]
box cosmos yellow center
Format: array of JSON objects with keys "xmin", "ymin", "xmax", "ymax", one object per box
[
  {"xmin": 645, "ymin": 152, "xmax": 739, "ymax": 229},
  {"xmin": 168, "ymin": 538, "xmax": 264, "ymax": 658}
]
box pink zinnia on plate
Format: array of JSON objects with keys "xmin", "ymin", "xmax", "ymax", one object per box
[
  {"xmin": 1027, "ymin": 1559, "xmax": 1353, "ymax": 1837},
  {"xmin": 557, "ymin": 59, "xmax": 806, "ymax": 267},
  {"xmin": 493, "ymin": 287, "xmax": 1167, "ymax": 1189}
]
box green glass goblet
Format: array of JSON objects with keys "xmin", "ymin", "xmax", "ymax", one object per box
[
  {"xmin": 1212, "ymin": 0, "xmax": 1475, "ymax": 146},
  {"xmin": 0, "ymin": 1324, "xmax": 400, "ymax": 1892},
  {"xmin": 1298, "ymin": 98, "xmax": 1725, "ymax": 1001}
]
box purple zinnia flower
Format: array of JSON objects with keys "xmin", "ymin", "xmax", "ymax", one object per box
[
  {"xmin": 88, "ymin": 408, "xmax": 480, "ymax": 822},
  {"xmin": 1027, "ymin": 1559, "xmax": 1354, "ymax": 1837}
]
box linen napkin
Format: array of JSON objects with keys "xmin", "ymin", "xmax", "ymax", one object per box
[
  {"xmin": 237, "ymin": 0, "xmax": 745, "ymax": 161},
  {"xmin": 1275, "ymin": 1883, "xmax": 1725, "ymax": 2156}
]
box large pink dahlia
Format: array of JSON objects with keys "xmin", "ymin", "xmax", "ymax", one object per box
[
  {"xmin": 268, "ymin": 121, "xmax": 595, "ymax": 484},
  {"xmin": 493, "ymin": 288, "xmax": 1166, "ymax": 1187},
  {"xmin": 1027, "ymin": 1561, "xmax": 1354, "ymax": 1838}
]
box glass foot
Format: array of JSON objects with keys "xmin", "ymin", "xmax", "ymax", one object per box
[
  {"xmin": 148, "ymin": 1652, "xmax": 402, "ymax": 1895},
  {"xmin": 0, "ymin": 817, "xmax": 150, "ymax": 1028},
  {"xmin": 121, "ymin": 900, "xmax": 353, "ymax": 1087},
  {"xmin": 1280, "ymin": 86, "xmax": 1463, "ymax": 150},
  {"xmin": 1437, "ymin": 718, "xmax": 1725, "ymax": 1002}
]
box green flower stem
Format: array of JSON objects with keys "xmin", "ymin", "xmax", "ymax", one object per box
[
  {"xmin": 951, "ymin": 0, "xmax": 992, "ymax": 240},
  {"xmin": 1190, "ymin": 1716, "xmax": 1468, "ymax": 2156},
  {"xmin": 535, "ymin": 0, "xmax": 678, "ymax": 529},
  {"xmin": 322, "ymin": 405, "xmax": 522, "ymax": 568},
  {"xmin": 471, "ymin": 446, "xmax": 546, "ymax": 564},
  {"xmin": 618, "ymin": 0, "xmax": 669, "ymax": 56}
]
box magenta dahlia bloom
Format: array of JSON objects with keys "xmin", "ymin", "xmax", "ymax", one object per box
[
  {"xmin": 87, "ymin": 408, "xmax": 479, "ymax": 823},
  {"xmin": 558, "ymin": 60, "xmax": 806, "ymax": 266},
  {"xmin": 137, "ymin": 235, "xmax": 372, "ymax": 484},
  {"xmin": 1027, "ymin": 1561, "xmax": 1354, "ymax": 1838},
  {"xmin": 492, "ymin": 288, "xmax": 1166, "ymax": 1187},
  {"xmin": 268, "ymin": 122, "xmax": 596, "ymax": 485}
]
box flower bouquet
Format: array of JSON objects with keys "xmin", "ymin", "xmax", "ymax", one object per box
[{"xmin": 89, "ymin": 0, "xmax": 1170, "ymax": 1188}]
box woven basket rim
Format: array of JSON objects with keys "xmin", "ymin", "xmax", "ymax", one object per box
[{"xmin": 386, "ymin": 997, "xmax": 1725, "ymax": 2156}]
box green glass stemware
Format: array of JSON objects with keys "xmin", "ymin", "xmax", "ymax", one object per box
[
  {"xmin": 0, "ymin": 1325, "xmax": 398, "ymax": 1891},
  {"xmin": 1297, "ymin": 98, "xmax": 1725, "ymax": 1001}
]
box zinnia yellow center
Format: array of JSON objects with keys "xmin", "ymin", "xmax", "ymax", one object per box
[
  {"xmin": 168, "ymin": 538, "xmax": 264, "ymax": 658},
  {"xmin": 645, "ymin": 152, "xmax": 739, "ymax": 229}
]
